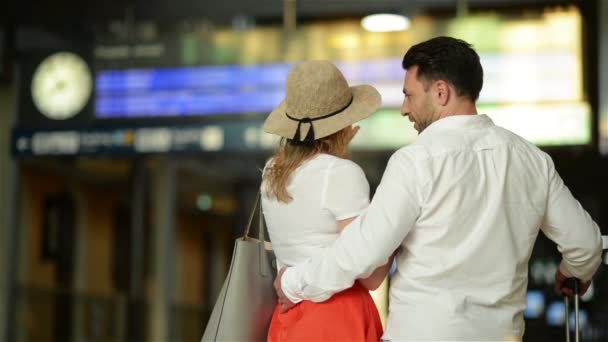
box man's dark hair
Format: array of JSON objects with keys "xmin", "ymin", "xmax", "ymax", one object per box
[{"xmin": 402, "ymin": 36, "xmax": 483, "ymax": 102}]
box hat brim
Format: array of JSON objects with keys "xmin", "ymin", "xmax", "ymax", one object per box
[{"xmin": 263, "ymin": 84, "xmax": 381, "ymax": 141}]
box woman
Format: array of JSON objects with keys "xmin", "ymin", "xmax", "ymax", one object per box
[{"xmin": 261, "ymin": 60, "xmax": 393, "ymax": 341}]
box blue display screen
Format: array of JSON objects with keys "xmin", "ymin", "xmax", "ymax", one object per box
[
  {"xmin": 95, "ymin": 64, "xmax": 290, "ymax": 118},
  {"xmin": 94, "ymin": 58, "xmax": 402, "ymax": 118},
  {"xmin": 96, "ymin": 64, "xmax": 292, "ymax": 92}
]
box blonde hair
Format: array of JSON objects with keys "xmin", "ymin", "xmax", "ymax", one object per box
[{"xmin": 264, "ymin": 128, "xmax": 351, "ymax": 203}]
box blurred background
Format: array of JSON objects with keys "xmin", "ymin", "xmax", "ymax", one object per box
[{"xmin": 0, "ymin": 0, "xmax": 607, "ymax": 341}]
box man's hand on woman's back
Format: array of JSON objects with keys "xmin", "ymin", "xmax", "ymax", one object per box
[{"xmin": 275, "ymin": 267, "xmax": 296, "ymax": 313}]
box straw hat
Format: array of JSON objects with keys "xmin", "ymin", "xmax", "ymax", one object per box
[{"xmin": 264, "ymin": 60, "xmax": 381, "ymax": 143}]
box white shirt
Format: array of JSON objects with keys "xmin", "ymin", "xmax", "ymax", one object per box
[
  {"xmin": 282, "ymin": 114, "xmax": 603, "ymax": 341},
  {"xmin": 261, "ymin": 154, "xmax": 370, "ymax": 270}
]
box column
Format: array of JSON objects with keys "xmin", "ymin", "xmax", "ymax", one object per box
[
  {"xmin": 128, "ymin": 160, "xmax": 146, "ymax": 342},
  {"xmin": 205, "ymin": 229, "xmax": 229, "ymax": 309},
  {"xmin": 0, "ymin": 80, "xmax": 20, "ymax": 341},
  {"xmin": 70, "ymin": 185, "xmax": 88, "ymax": 342},
  {"xmin": 600, "ymin": 0, "xmax": 608, "ymax": 154},
  {"xmin": 148, "ymin": 159, "xmax": 177, "ymax": 341}
]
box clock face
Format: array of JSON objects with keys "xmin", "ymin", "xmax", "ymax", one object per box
[{"xmin": 31, "ymin": 52, "xmax": 93, "ymax": 120}]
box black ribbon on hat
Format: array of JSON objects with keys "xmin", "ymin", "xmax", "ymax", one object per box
[{"xmin": 285, "ymin": 95, "xmax": 353, "ymax": 144}]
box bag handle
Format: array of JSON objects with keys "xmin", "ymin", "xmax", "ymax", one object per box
[
  {"xmin": 243, "ymin": 193, "xmax": 267, "ymax": 239},
  {"xmin": 242, "ymin": 192, "xmax": 273, "ymax": 277},
  {"xmin": 243, "ymin": 193, "xmax": 260, "ymax": 238},
  {"xmin": 258, "ymin": 196, "xmax": 268, "ymax": 243},
  {"xmin": 243, "ymin": 192, "xmax": 270, "ymax": 242}
]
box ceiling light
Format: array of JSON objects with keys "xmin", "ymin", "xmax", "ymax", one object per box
[{"xmin": 361, "ymin": 14, "xmax": 411, "ymax": 32}]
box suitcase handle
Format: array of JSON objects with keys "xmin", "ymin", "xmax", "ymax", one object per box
[
  {"xmin": 563, "ymin": 278, "xmax": 580, "ymax": 342},
  {"xmin": 562, "ymin": 278, "xmax": 580, "ymax": 295}
]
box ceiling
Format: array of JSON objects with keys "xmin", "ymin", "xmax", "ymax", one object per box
[{"xmin": 2, "ymin": 0, "xmax": 578, "ymax": 26}]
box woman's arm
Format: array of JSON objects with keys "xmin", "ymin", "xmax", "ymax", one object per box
[{"xmin": 337, "ymin": 217, "xmax": 394, "ymax": 291}]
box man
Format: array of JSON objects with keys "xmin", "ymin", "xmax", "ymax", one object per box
[{"xmin": 274, "ymin": 36, "xmax": 603, "ymax": 341}]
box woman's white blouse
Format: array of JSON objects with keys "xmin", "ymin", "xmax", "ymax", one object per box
[{"xmin": 261, "ymin": 154, "xmax": 370, "ymax": 270}]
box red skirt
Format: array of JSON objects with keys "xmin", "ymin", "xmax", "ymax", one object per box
[{"xmin": 267, "ymin": 283, "xmax": 383, "ymax": 342}]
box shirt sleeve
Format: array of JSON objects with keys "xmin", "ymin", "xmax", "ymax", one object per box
[
  {"xmin": 540, "ymin": 155, "xmax": 602, "ymax": 282},
  {"xmin": 320, "ymin": 160, "xmax": 370, "ymax": 220},
  {"xmin": 282, "ymin": 150, "xmax": 422, "ymax": 303}
]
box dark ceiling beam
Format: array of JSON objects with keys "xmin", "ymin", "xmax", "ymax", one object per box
[{"xmin": 0, "ymin": 0, "xmax": 580, "ymax": 29}]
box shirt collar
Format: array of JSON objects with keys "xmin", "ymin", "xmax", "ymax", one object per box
[{"xmin": 418, "ymin": 114, "xmax": 494, "ymax": 138}]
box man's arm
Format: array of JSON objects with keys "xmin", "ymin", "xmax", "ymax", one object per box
[
  {"xmin": 541, "ymin": 156, "xmax": 602, "ymax": 288},
  {"xmin": 337, "ymin": 216, "xmax": 394, "ymax": 291},
  {"xmin": 281, "ymin": 152, "xmax": 423, "ymax": 303}
]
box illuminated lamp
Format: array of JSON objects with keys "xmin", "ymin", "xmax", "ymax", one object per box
[
  {"xmin": 361, "ymin": 14, "xmax": 410, "ymax": 32},
  {"xmin": 196, "ymin": 194, "xmax": 213, "ymax": 211}
]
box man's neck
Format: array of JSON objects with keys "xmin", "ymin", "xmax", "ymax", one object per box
[{"xmin": 437, "ymin": 100, "xmax": 478, "ymax": 120}]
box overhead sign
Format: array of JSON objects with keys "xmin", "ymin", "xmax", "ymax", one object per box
[
  {"xmin": 94, "ymin": 59, "xmax": 403, "ymax": 118},
  {"xmin": 11, "ymin": 121, "xmax": 280, "ymax": 158}
]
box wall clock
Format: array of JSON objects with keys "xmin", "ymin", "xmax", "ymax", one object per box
[{"xmin": 31, "ymin": 52, "xmax": 92, "ymax": 120}]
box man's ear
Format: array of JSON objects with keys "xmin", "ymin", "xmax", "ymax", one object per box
[{"xmin": 434, "ymin": 80, "xmax": 450, "ymax": 106}]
